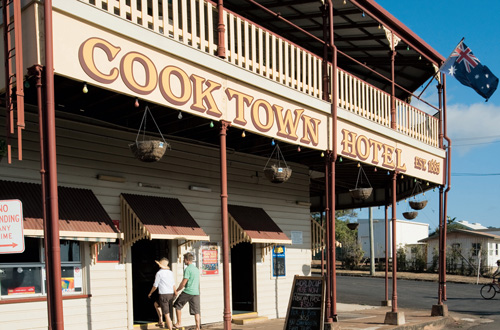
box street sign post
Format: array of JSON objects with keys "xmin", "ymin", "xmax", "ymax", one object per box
[{"xmin": 0, "ymin": 199, "xmax": 25, "ymax": 254}]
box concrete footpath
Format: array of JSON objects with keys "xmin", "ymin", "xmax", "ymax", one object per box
[{"xmin": 136, "ymin": 302, "xmax": 485, "ymax": 330}]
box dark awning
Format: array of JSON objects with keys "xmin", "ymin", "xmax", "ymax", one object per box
[
  {"xmin": 0, "ymin": 180, "xmax": 122, "ymax": 242},
  {"xmin": 228, "ymin": 204, "xmax": 291, "ymax": 245},
  {"xmin": 120, "ymin": 193, "xmax": 209, "ymax": 241}
]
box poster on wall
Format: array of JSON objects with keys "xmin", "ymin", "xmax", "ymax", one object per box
[
  {"xmin": 201, "ymin": 242, "xmax": 219, "ymax": 276},
  {"xmin": 272, "ymin": 245, "xmax": 286, "ymax": 277}
]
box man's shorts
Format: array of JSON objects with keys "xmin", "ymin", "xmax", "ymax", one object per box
[
  {"xmin": 158, "ymin": 294, "xmax": 174, "ymax": 314},
  {"xmin": 173, "ymin": 292, "xmax": 200, "ymax": 315}
]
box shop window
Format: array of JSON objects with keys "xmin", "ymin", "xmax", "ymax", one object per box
[
  {"xmin": 0, "ymin": 238, "xmax": 83, "ymax": 299},
  {"xmin": 96, "ymin": 242, "xmax": 120, "ymax": 263},
  {"xmin": 472, "ymin": 243, "xmax": 481, "ymax": 257}
]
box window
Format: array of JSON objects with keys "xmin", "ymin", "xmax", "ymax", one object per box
[
  {"xmin": 0, "ymin": 238, "xmax": 83, "ymax": 298},
  {"xmin": 96, "ymin": 242, "xmax": 120, "ymax": 262},
  {"xmin": 496, "ymin": 244, "xmax": 499, "ymax": 256},
  {"xmin": 472, "ymin": 243, "xmax": 482, "ymax": 257}
]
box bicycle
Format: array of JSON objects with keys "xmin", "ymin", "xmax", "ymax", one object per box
[{"xmin": 480, "ymin": 279, "xmax": 500, "ymax": 299}]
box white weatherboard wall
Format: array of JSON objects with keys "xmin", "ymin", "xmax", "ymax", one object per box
[
  {"xmin": 358, "ymin": 219, "xmax": 429, "ymax": 259},
  {"xmin": 0, "ymin": 110, "xmax": 312, "ymax": 328}
]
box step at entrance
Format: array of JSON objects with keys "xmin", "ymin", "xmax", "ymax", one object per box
[{"xmin": 232, "ymin": 312, "xmax": 268, "ymax": 325}]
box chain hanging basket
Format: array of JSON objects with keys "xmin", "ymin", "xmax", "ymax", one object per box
[
  {"xmin": 403, "ymin": 211, "xmax": 418, "ymax": 220},
  {"xmin": 409, "ymin": 181, "xmax": 427, "ymax": 210},
  {"xmin": 347, "ymin": 222, "xmax": 359, "ymax": 230},
  {"xmin": 349, "ymin": 164, "xmax": 373, "ymax": 201},
  {"xmin": 129, "ymin": 106, "xmax": 170, "ymax": 162},
  {"xmin": 263, "ymin": 144, "xmax": 292, "ymax": 184}
]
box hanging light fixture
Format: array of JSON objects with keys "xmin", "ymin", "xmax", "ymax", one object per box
[
  {"xmin": 134, "ymin": 98, "xmax": 139, "ymax": 107},
  {"xmin": 82, "ymin": 83, "xmax": 88, "ymax": 94},
  {"xmin": 241, "ymin": 130, "xmax": 246, "ymax": 138},
  {"xmin": 177, "ymin": 111, "xmax": 183, "ymax": 120},
  {"xmin": 271, "ymin": 139, "xmax": 275, "ymax": 146},
  {"xmin": 297, "ymin": 146, "xmax": 301, "ymax": 152},
  {"xmin": 321, "ymin": 152, "xmax": 325, "ymax": 157},
  {"xmin": 209, "ymin": 121, "xmax": 214, "ymax": 128}
]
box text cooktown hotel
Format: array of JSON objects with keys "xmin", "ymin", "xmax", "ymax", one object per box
[{"xmin": 0, "ymin": 1, "xmax": 448, "ymax": 329}]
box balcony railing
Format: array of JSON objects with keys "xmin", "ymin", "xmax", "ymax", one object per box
[{"xmin": 79, "ymin": 0, "xmax": 439, "ymax": 148}]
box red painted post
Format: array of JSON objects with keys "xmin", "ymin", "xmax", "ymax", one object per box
[
  {"xmin": 217, "ymin": 0, "xmax": 226, "ymax": 58},
  {"xmin": 219, "ymin": 121, "xmax": 231, "ymax": 330},
  {"xmin": 391, "ymin": 172, "xmax": 398, "ymax": 313},
  {"xmin": 438, "ymin": 186, "xmax": 444, "ymax": 305},
  {"xmin": 390, "ymin": 47, "xmax": 396, "ymax": 129},
  {"xmin": 385, "ymin": 204, "xmax": 389, "ymax": 302},
  {"xmin": 330, "ymin": 153, "xmax": 337, "ymax": 321},
  {"xmin": 324, "ymin": 154, "xmax": 331, "ymax": 321}
]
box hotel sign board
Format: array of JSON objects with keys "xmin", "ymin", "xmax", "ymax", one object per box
[{"xmin": 0, "ymin": 199, "xmax": 25, "ymax": 254}]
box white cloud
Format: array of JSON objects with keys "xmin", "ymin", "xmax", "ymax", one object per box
[{"xmin": 447, "ymin": 102, "xmax": 500, "ymax": 155}]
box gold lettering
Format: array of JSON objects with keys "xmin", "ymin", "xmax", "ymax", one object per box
[
  {"xmin": 251, "ymin": 99, "xmax": 274, "ymax": 132},
  {"xmin": 190, "ymin": 75, "xmax": 222, "ymax": 117},
  {"xmin": 159, "ymin": 66, "xmax": 192, "ymax": 105},
  {"xmin": 78, "ymin": 37, "xmax": 120, "ymax": 83},
  {"xmin": 369, "ymin": 139, "xmax": 383, "ymax": 164},
  {"xmin": 356, "ymin": 135, "xmax": 370, "ymax": 161},
  {"xmin": 395, "ymin": 148, "xmax": 407, "ymax": 172},
  {"xmin": 226, "ymin": 88, "xmax": 253, "ymax": 125},
  {"xmin": 300, "ymin": 115, "xmax": 321, "ymax": 146},
  {"xmin": 341, "ymin": 129, "xmax": 357, "ymax": 158},
  {"xmin": 274, "ymin": 106, "xmax": 304, "ymax": 141},
  {"xmin": 120, "ymin": 52, "xmax": 158, "ymax": 95},
  {"xmin": 382, "ymin": 145, "xmax": 395, "ymax": 169}
]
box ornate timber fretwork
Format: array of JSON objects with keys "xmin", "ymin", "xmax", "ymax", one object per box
[
  {"xmin": 229, "ymin": 213, "xmax": 275, "ymax": 262},
  {"xmin": 120, "ymin": 195, "xmax": 151, "ymax": 260},
  {"xmin": 383, "ymin": 27, "xmax": 401, "ymax": 51}
]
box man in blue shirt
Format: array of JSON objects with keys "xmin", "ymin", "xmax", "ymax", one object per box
[{"xmin": 173, "ymin": 252, "xmax": 200, "ymax": 330}]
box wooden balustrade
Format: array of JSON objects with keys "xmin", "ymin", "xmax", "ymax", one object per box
[{"xmin": 79, "ymin": 0, "xmax": 439, "ymax": 147}]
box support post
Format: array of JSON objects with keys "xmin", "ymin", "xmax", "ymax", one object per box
[
  {"xmin": 219, "ymin": 121, "xmax": 232, "ymax": 330},
  {"xmin": 217, "ymin": 0, "xmax": 226, "ymax": 58},
  {"xmin": 324, "ymin": 155, "xmax": 331, "ymax": 322},
  {"xmin": 44, "ymin": 1, "xmax": 64, "ymax": 329},
  {"xmin": 369, "ymin": 207, "xmax": 375, "ymax": 276},
  {"xmin": 381, "ymin": 204, "xmax": 391, "ymax": 306},
  {"xmin": 384, "ymin": 172, "xmax": 405, "ymax": 325}
]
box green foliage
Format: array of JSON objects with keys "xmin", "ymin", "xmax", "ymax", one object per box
[
  {"xmin": 341, "ymin": 239, "xmax": 364, "ymax": 270},
  {"xmin": 397, "ymin": 246, "xmax": 407, "ymax": 271},
  {"xmin": 430, "ymin": 216, "xmax": 467, "ymax": 236}
]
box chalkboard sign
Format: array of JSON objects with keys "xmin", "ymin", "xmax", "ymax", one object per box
[{"xmin": 284, "ymin": 275, "xmax": 325, "ymax": 330}]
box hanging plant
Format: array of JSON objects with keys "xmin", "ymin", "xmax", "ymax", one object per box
[
  {"xmin": 409, "ymin": 180, "xmax": 427, "ymax": 210},
  {"xmin": 263, "ymin": 144, "xmax": 292, "ymax": 183},
  {"xmin": 403, "ymin": 211, "xmax": 418, "ymax": 220},
  {"xmin": 349, "ymin": 163, "xmax": 373, "ymax": 201},
  {"xmin": 347, "ymin": 222, "xmax": 359, "ymax": 230},
  {"xmin": 129, "ymin": 106, "xmax": 170, "ymax": 162}
]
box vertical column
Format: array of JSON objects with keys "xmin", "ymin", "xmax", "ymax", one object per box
[
  {"xmin": 384, "ymin": 172, "xmax": 405, "ymax": 325},
  {"xmin": 329, "ymin": 152, "xmax": 337, "ymax": 322},
  {"xmin": 219, "ymin": 121, "xmax": 231, "ymax": 330},
  {"xmin": 217, "ymin": 0, "xmax": 226, "ymax": 58},
  {"xmin": 44, "ymin": 1, "xmax": 64, "ymax": 329},
  {"xmin": 390, "ymin": 47, "xmax": 396, "ymax": 129},
  {"xmin": 324, "ymin": 154, "xmax": 331, "ymax": 322}
]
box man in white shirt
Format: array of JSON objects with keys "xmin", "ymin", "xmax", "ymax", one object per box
[{"xmin": 148, "ymin": 258, "xmax": 176, "ymax": 329}]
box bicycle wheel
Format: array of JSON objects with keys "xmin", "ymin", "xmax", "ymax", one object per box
[{"xmin": 480, "ymin": 284, "xmax": 496, "ymax": 299}]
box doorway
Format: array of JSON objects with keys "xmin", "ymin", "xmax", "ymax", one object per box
[
  {"xmin": 131, "ymin": 239, "xmax": 171, "ymax": 324},
  {"xmin": 231, "ymin": 242, "xmax": 255, "ymax": 313}
]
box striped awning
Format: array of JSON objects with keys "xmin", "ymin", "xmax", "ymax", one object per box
[
  {"xmin": 228, "ymin": 204, "xmax": 292, "ymax": 246},
  {"xmin": 120, "ymin": 193, "xmax": 209, "ymax": 246},
  {"xmin": 0, "ymin": 180, "xmax": 122, "ymax": 242}
]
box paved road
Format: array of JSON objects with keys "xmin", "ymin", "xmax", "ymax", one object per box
[{"xmin": 336, "ymin": 276, "xmax": 500, "ymax": 329}]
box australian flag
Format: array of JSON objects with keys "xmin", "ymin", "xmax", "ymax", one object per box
[{"xmin": 439, "ymin": 41, "xmax": 498, "ymax": 101}]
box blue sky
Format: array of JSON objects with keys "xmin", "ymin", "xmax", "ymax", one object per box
[{"xmin": 364, "ymin": 1, "xmax": 500, "ymax": 230}]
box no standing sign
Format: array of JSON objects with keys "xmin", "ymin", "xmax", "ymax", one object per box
[{"xmin": 0, "ymin": 199, "xmax": 25, "ymax": 254}]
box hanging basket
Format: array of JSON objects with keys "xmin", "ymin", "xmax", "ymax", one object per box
[
  {"xmin": 403, "ymin": 211, "xmax": 418, "ymax": 220},
  {"xmin": 349, "ymin": 187, "xmax": 373, "ymax": 201},
  {"xmin": 263, "ymin": 144, "xmax": 292, "ymax": 184},
  {"xmin": 350, "ymin": 164, "xmax": 373, "ymax": 201},
  {"xmin": 347, "ymin": 223, "xmax": 359, "ymax": 230},
  {"xmin": 129, "ymin": 140, "xmax": 169, "ymax": 162},
  {"xmin": 264, "ymin": 164, "xmax": 292, "ymax": 184},
  {"xmin": 130, "ymin": 106, "xmax": 170, "ymax": 162},
  {"xmin": 409, "ymin": 200, "xmax": 428, "ymax": 210}
]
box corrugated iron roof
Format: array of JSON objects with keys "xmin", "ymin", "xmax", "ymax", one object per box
[
  {"xmin": 0, "ymin": 180, "xmax": 120, "ymax": 236},
  {"xmin": 228, "ymin": 204, "xmax": 291, "ymax": 244},
  {"xmin": 121, "ymin": 193, "xmax": 208, "ymax": 239}
]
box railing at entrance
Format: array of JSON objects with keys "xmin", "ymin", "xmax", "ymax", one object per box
[{"xmin": 78, "ymin": 0, "xmax": 439, "ymax": 147}]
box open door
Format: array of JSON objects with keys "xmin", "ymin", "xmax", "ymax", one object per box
[
  {"xmin": 131, "ymin": 239, "xmax": 171, "ymax": 324},
  {"xmin": 231, "ymin": 242, "xmax": 255, "ymax": 313}
]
